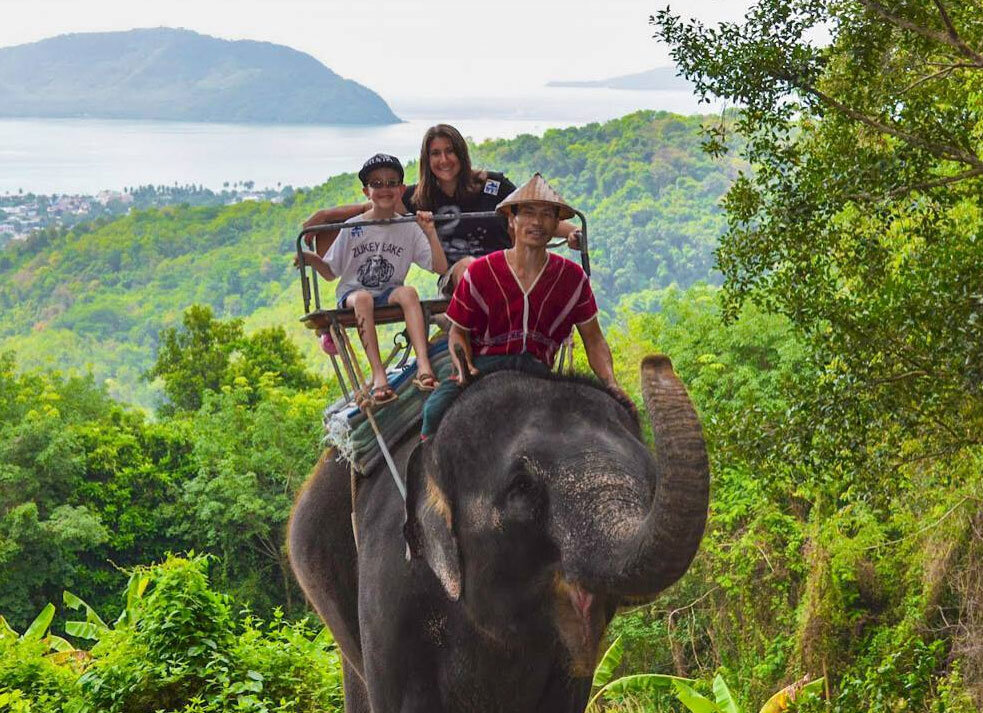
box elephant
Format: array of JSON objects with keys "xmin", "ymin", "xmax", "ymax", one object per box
[{"xmin": 288, "ymin": 354, "xmax": 710, "ymax": 712}]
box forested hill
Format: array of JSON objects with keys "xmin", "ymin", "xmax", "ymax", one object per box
[
  {"xmin": 0, "ymin": 111, "xmax": 741, "ymax": 406},
  {"xmin": 0, "ymin": 28, "xmax": 399, "ymax": 125}
]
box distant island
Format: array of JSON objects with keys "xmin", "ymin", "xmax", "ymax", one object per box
[
  {"xmin": 0, "ymin": 28, "xmax": 400, "ymax": 125},
  {"xmin": 548, "ymin": 66, "xmax": 693, "ymax": 91}
]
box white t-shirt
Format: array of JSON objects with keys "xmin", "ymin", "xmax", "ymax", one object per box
[{"xmin": 325, "ymin": 215, "xmax": 433, "ymax": 301}]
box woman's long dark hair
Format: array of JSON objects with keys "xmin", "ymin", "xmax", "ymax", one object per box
[{"xmin": 409, "ymin": 124, "xmax": 483, "ymax": 210}]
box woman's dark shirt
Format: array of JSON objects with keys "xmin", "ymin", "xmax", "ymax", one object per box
[{"xmin": 402, "ymin": 171, "xmax": 516, "ymax": 266}]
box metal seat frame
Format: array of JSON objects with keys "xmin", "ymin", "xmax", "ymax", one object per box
[
  {"xmin": 293, "ymin": 210, "xmax": 590, "ymax": 501},
  {"xmin": 294, "ymin": 209, "xmax": 591, "ymax": 401}
]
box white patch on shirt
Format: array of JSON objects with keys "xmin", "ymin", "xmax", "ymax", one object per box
[{"xmin": 483, "ymin": 179, "xmax": 501, "ymax": 196}]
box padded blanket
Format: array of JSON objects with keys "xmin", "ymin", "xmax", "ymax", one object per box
[{"xmin": 323, "ymin": 339, "xmax": 453, "ymax": 474}]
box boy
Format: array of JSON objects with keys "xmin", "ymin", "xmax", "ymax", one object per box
[{"xmin": 300, "ymin": 153, "xmax": 448, "ymax": 407}]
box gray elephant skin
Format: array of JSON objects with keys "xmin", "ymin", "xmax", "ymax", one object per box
[{"xmin": 288, "ymin": 355, "xmax": 710, "ymax": 712}]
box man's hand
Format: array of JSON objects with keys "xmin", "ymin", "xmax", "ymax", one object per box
[
  {"xmin": 604, "ymin": 380, "xmax": 635, "ymax": 414},
  {"xmin": 448, "ymin": 325, "xmax": 479, "ymax": 385},
  {"xmin": 302, "ymin": 210, "xmax": 332, "ymax": 249},
  {"xmin": 566, "ymin": 229, "xmax": 582, "ymax": 250}
]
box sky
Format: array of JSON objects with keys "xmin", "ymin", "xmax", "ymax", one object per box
[{"xmin": 0, "ymin": 0, "xmax": 753, "ymax": 100}]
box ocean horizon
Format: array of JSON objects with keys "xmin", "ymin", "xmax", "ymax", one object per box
[{"xmin": 0, "ymin": 87, "xmax": 714, "ymax": 195}]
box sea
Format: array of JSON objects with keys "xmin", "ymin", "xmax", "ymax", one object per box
[{"xmin": 0, "ymin": 87, "xmax": 714, "ymax": 195}]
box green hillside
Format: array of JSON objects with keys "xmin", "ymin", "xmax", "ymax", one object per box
[{"xmin": 0, "ymin": 111, "xmax": 741, "ymax": 407}]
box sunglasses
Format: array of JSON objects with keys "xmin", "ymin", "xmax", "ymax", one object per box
[{"xmin": 366, "ymin": 179, "xmax": 402, "ymax": 189}]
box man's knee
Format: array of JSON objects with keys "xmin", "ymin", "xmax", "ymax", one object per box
[{"xmin": 421, "ymin": 381, "xmax": 461, "ymax": 437}]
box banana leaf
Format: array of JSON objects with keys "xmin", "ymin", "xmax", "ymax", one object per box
[
  {"xmin": 115, "ymin": 572, "xmax": 150, "ymax": 627},
  {"xmin": 63, "ymin": 590, "xmax": 109, "ymax": 630},
  {"xmin": 22, "ymin": 603, "xmax": 55, "ymax": 642},
  {"xmin": 713, "ymin": 674, "xmax": 742, "ymax": 713},
  {"xmin": 588, "ymin": 672, "xmax": 694, "ymax": 710},
  {"xmin": 673, "ymin": 679, "xmax": 722, "ymax": 713},
  {"xmin": 0, "ymin": 615, "xmax": 18, "ymax": 640},
  {"xmin": 44, "ymin": 634, "xmax": 75, "ymax": 652},
  {"xmin": 759, "ymin": 677, "xmax": 826, "ymax": 713},
  {"xmin": 592, "ymin": 635, "xmax": 624, "ymax": 689},
  {"xmin": 65, "ymin": 621, "xmax": 107, "ymax": 641}
]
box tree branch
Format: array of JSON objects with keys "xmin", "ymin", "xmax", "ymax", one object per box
[
  {"xmin": 901, "ymin": 65, "xmax": 958, "ymax": 94},
  {"xmin": 931, "ymin": 0, "xmax": 983, "ymax": 65},
  {"xmin": 858, "ymin": 0, "xmax": 983, "ymax": 66},
  {"xmin": 891, "ymin": 167, "xmax": 983, "ymax": 196},
  {"xmin": 867, "ymin": 370, "xmax": 930, "ymax": 385},
  {"xmin": 853, "ymin": 167, "xmax": 983, "ymax": 201},
  {"xmin": 799, "ymin": 82, "xmax": 983, "ymax": 169}
]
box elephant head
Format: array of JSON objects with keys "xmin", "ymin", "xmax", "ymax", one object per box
[{"xmin": 404, "ymin": 356, "xmax": 709, "ymax": 673}]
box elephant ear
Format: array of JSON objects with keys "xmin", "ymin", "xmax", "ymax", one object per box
[{"xmin": 403, "ymin": 442, "xmax": 462, "ymax": 601}]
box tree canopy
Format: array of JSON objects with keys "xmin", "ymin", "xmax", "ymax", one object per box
[{"xmin": 653, "ymin": 0, "xmax": 983, "ymax": 469}]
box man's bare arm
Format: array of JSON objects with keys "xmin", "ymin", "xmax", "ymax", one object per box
[
  {"xmin": 303, "ymin": 202, "xmax": 371, "ymax": 256},
  {"xmin": 576, "ymin": 316, "xmax": 617, "ymax": 388},
  {"xmin": 556, "ymin": 219, "xmax": 584, "ymax": 250}
]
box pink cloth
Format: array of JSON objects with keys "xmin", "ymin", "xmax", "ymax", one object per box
[
  {"xmin": 446, "ymin": 250, "xmax": 598, "ymax": 368},
  {"xmin": 319, "ymin": 331, "xmax": 339, "ymax": 355}
]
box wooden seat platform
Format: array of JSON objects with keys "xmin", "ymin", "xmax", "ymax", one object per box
[{"xmin": 300, "ymin": 298, "xmax": 450, "ymax": 331}]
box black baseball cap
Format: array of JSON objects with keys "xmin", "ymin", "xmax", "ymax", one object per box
[{"xmin": 358, "ymin": 153, "xmax": 404, "ymax": 185}]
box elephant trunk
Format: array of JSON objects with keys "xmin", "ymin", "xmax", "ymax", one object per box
[{"xmin": 579, "ymin": 355, "xmax": 710, "ymax": 599}]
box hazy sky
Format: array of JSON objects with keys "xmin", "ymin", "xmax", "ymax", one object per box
[{"xmin": 0, "ymin": 0, "xmax": 752, "ymax": 99}]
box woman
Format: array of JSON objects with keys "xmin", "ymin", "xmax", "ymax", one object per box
[{"xmin": 303, "ymin": 124, "xmax": 581, "ymax": 297}]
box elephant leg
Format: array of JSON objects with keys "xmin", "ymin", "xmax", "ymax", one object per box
[
  {"xmin": 288, "ymin": 451, "xmax": 364, "ymax": 676},
  {"xmin": 342, "ymin": 655, "xmax": 372, "ymax": 713},
  {"xmin": 536, "ymin": 669, "xmax": 592, "ymax": 713}
]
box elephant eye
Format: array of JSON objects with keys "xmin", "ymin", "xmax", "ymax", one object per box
[
  {"xmin": 504, "ymin": 461, "xmax": 545, "ymax": 517},
  {"xmin": 507, "ymin": 470, "xmax": 535, "ymax": 500}
]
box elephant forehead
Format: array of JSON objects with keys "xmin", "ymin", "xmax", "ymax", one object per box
[{"xmin": 460, "ymin": 493, "xmax": 502, "ymax": 531}]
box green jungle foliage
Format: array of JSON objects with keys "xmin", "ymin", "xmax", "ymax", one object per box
[
  {"xmin": 0, "ymin": 555, "xmax": 344, "ymax": 713},
  {"xmin": 582, "ymin": 286, "xmax": 981, "ymax": 711},
  {"xmin": 0, "ymin": 320, "xmax": 330, "ymax": 630},
  {"xmin": 0, "ymin": 110, "xmax": 738, "ymax": 407},
  {"xmin": 3, "ymin": 279, "xmax": 980, "ymax": 709},
  {"xmin": 641, "ymin": 0, "xmax": 980, "ymax": 709},
  {"xmin": 471, "ymin": 111, "xmax": 743, "ymax": 299},
  {"xmin": 3, "ymin": 1, "xmax": 982, "ymax": 704}
]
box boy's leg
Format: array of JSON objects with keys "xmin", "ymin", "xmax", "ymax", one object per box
[
  {"xmin": 387, "ymin": 286, "xmax": 435, "ymax": 378},
  {"xmin": 345, "ymin": 290, "xmax": 387, "ymax": 389}
]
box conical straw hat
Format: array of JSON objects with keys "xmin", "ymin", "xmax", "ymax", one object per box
[{"xmin": 496, "ymin": 173, "xmax": 575, "ymax": 220}]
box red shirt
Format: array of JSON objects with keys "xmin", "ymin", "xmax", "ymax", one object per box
[{"xmin": 446, "ymin": 251, "xmax": 598, "ymax": 368}]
